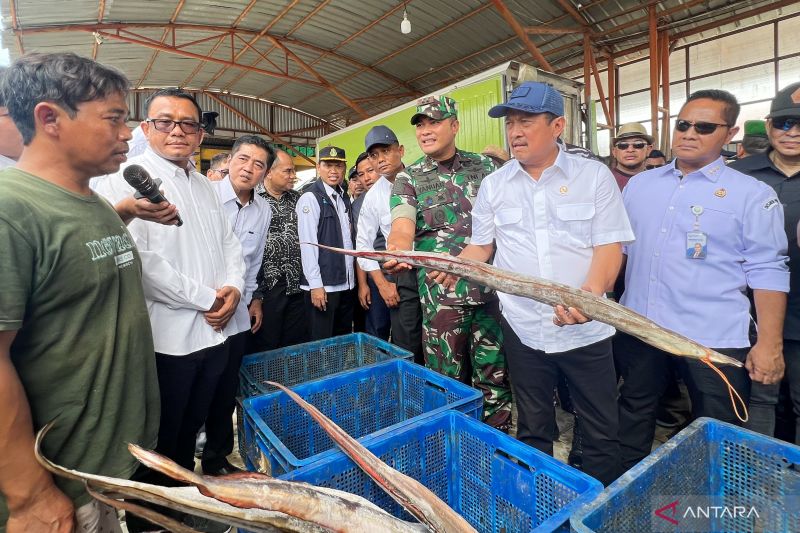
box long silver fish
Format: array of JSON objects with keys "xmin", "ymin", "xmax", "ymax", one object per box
[
  {"xmin": 34, "ymin": 424, "xmax": 426, "ymax": 533},
  {"xmin": 269, "ymin": 381, "xmax": 478, "ymax": 533},
  {"xmin": 317, "ymin": 245, "xmax": 742, "ymax": 368}
]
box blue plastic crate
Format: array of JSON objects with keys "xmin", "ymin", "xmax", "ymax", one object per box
[
  {"xmin": 242, "ymin": 359, "xmax": 483, "ymax": 475},
  {"xmin": 239, "ymin": 333, "xmax": 412, "ymax": 398},
  {"xmin": 236, "ymin": 333, "xmax": 411, "ymax": 461},
  {"xmin": 281, "ymin": 410, "xmax": 602, "ymax": 532},
  {"xmin": 571, "ymin": 418, "xmax": 800, "ymax": 532}
]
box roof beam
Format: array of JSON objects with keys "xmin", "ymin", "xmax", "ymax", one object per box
[
  {"xmin": 258, "ymin": 3, "xmax": 419, "ymax": 103},
  {"xmin": 214, "ymin": 0, "xmax": 328, "ymax": 91},
  {"xmin": 203, "ymin": 0, "xmax": 300, "ymax": 88},
  {"xmin": 491, "ymin": 0, "xmax": 554, "ymax": 72},
  {"xmin": 525, "ymin": 26, "xmax": 585, "ymax": 35},
  {"xmin": 92, "ymin": 0, "xmax": 108, "ymax": 59},
  {"xmin": 204, "ymin": 92, "xmax": 316, "ymax": 165},
  {"xmin": 137, "ymin": 0, "xmax": 186, "ymax": 87},
  {"xmin": 88, "ymin": 29, "xmax": 323, "ymax": 87},
  {"xmin": 556, "ymin": 0, "xmax": 590, "ymax": 28},
  {"xmin": 265, "ymin": 36, "xmax": 369, "ymax": 119},
  {"xmin": 8, "ymin": 0, "xmax": 25, "ymax": 55}
]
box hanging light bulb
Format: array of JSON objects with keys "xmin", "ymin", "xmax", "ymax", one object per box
[{"xmin": 401, "ymin": 7, "xmax": 412, "ymax": 34}]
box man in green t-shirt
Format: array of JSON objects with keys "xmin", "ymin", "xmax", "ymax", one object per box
[{"xmin": 0, "ymin": 53, "xmax": 160, "ymax": 532}]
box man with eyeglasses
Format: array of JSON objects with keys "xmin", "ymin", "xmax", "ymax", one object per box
[
  {"xmin": 206, "ymin": 152, "xmax": 230, "ymax": 181},
  {"xmin": 729, "ymin": 82, "xmax": 800, "ymax": 442},
  {"xmin": 95, "ymin": 88, "xmax": 244, "ymax": 533},
  {"xmin": 610, "ymin": 122, "xmax": 653, "ymax": 190},
  {"xmin": 607, "ymin": 89, "xmax": 789, "ymax": 471},
  {"xmin": 297, "ymin": 146, "xmax": 355, "ymax": 340},
  {"xmin": 357, "ymin": 126, "xmax": 423, "ymax": 360}
]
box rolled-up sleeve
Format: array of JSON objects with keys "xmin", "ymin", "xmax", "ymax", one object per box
[
  {"xmin": 742, "ymin": 184, "xmax": 790, "ymax": 292},
  {"xmin": 390, "ymin": 171, "xmax": 419, "ymax": 222}
]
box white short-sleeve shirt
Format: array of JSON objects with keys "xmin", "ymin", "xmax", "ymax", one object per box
[{"xmin": 471, "ymin": 148, "xmax": 634, "ymax": 353}]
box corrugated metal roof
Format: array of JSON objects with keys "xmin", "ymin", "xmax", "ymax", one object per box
[{"xmin": 1, "ymin": 0, "xmax": 796, "ymax": 140}]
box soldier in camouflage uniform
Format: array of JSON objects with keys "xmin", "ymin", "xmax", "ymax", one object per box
[{"xmin": 386, "ymin": 96, "xmax": 512, "ymax": 430}]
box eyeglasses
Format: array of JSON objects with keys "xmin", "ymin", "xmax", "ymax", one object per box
[
  {"xmin": 146, "ymin": 118, "xmax": 202, "ymax": 134},
  {"xmin": 645, "ymin": 164, "xmax": 665, "ymax": 170},
  {"xmin": 674, "ymin": 119, "xmax": 729, "ymax": 135},
  {"xmin": 615, "ymin": 141, "xmax": 648, "ymax": 150},
  {"xmin": 210, "ymin": 168, "xmax": 229, "ymax": 176},
  {"xmin": 771, "ymin": 116, "xmax": 800, "ymax": 132}
]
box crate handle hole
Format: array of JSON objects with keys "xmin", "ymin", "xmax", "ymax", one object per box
[
  {"xmin": 495, "ymin": 449, "xmax": 533, "ymax": 472},
  {"xmin": 424, "ymin": 381, "xmax": 447, "ymax": 394}
]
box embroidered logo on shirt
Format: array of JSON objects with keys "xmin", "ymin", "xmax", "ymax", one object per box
[
  {"xmin": 763, "ymin": 198, "xmax": 779, "ymax": 211},
  {"xmin": 714, "ymin": 188, "xmax": 727, "ymax": 198},
  {"xmin": 302, "ymin": 206, "xmax": 310, "ymax": 213},
  {"xmin": 559, "ymin": 185, "xmax": 568, "ymax": 195}
]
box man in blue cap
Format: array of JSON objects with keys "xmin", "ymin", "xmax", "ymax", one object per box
[
  {"xmin": 357, "ymin": 125, "xmax": 423, "ymax": 359},
  {"xmin": 432, "ymin": 82, "xmax": 633, "ymax": 485}
]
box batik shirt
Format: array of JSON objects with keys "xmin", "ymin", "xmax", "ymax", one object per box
[{"xmin": 254, "ymin": 189, "xmax": 302, "ymax": 297}]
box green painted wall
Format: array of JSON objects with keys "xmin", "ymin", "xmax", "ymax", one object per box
[{"xmin": 318, "ymin": 76, "xmax": 505, "ymax": 170}]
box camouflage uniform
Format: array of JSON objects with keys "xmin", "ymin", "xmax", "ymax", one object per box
[{"xmin": 390, "ymin": 96, "xmax": 512, "ymax": 429}]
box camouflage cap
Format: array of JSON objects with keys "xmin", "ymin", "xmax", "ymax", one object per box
[
  {"xmin": 410, "ymin": 95, "xmax": 457, "ymax": 125},
  {"xmin": 318, "ymin": 145, "xmax": 347, "ymax": 162},
  {"xmin": 743, "ymin": 120, "xmax": 767, "ymax": 138}
]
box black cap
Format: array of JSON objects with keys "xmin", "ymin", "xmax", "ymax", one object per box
[
  {"xmin": 365, "ymin": 125, "xmax": 399, "ymax": 153},
  {"xmin": 767, "ymin": 82, "xmax": 800, "ymax": 118},
  {"xmin": 348, "ymin": 152, "xmax": 368, "ymax": 179},
  {"xmin": 318, "ymin": 145, "xmax": 347, "ymax": 162}
]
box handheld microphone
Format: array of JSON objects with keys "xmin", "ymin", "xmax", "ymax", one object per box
[{"xmin": 122, "ymin": 164, "xmax": 183, "ymax": 226}]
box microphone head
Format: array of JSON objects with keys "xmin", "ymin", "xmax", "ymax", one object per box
[{"xmin": 123, "ymin": 164, "xmax": 158, "ymax": 196}]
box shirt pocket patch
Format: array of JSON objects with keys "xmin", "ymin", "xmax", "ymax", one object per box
[
  {"xmin": 494, "ymin": 207, "xmax": 523, "ymax": 226},
  {"xmin": 552, "ymin": 202, "xmax": 595, "ymax": 247}
]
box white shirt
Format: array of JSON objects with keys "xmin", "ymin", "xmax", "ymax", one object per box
[
  {"xmin": 0, "ymin": 154, "xmax": 16, "ymax": 170},
  {"xmin": 93, "ymin": 147, "xmax": 245, "ymax": 355},
  {"xmin": 471, "ymin": 149, "xmax": 635, "ymax": 353},
  {"xmin": 356, "ymin": 176, "xmax": 393, "ymax": 271},
  {"xmin": 296, "ymin": 182, "xmax": 355, "ymax": 291},
  {"xmin": 212, "ymin": 177, "xmax": 271, "ymax": 334}
]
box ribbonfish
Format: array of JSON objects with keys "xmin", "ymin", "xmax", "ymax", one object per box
[
  {"xmin": 316, "ymin": 245, "xmax": 743, "ymax": 368},
  {"xmin": 34, "ymin": 423, "xmax": 426, "ymax": 533},
  {"xmin": 268, "ymin": 382, "xmax": 478, "ymax": 533}
]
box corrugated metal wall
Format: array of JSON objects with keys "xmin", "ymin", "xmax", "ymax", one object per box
[{"xmin": 127, "ymin": 89, "xmax": 333, "ymax": 145}]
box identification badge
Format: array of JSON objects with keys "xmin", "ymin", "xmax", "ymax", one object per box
[{"xmin": 686, "ymin": 231, "xmax": 707, "ymax": 259}]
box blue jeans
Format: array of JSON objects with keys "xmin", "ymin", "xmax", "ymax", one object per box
[{"xmin": 365, "ymin": 276, "xmax": 391, "ymax": 340}]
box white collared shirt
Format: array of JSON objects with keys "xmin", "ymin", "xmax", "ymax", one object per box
[
  {"xmin": 0, "ymin": 154, "xmax": 16, "ymax": 170},
  {"xmin": 356, "ymin": 176, "xmax": 393, "ymax": 271},
  {"xmin": 212, "ymin": 177, "xmax": 271, "ymax": 334},
  {"xmin": 471, "ymin": 148, "xmax": 635, "ymax": 353},
  {"xmin": 93, "ymin": 147, "xmax": 245, "ymax": 355},
  {"xmin": 296, "ymin": 181, "xmax": 355, "ymax": 291}
]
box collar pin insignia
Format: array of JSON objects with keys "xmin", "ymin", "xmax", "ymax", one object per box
[{"xmin": 714, "ymin": 188, "xmax": 727, "ymax": 198}]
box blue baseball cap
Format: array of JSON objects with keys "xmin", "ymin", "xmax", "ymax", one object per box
[
  {"xmin": 365, "ymin": 125, "xmax": 399, "ymax": 152},
  {"xmin": 488, "ymin": 82, "xmax": 564, "ymax": 118}
]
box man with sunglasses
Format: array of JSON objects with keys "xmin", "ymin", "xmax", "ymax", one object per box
[
  {"xmin": 604, "ymin": 89, "xmax": 790, "ymax": 471},
  {"xmin": 95, "ymin": 88, "xmax": 244, "ymax": 532},
  {"xmin": 729, "ymin": 82, "xmax": 800, "ymax": 441},
  {"xmin": 611, "ymin": 122, "xmax": 653, "ymax": 189}
]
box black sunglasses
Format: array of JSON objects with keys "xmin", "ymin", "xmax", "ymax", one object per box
[
  {"xmin": 645, "ymin": 164, "xmax": 665, "ymax": 170},
  {"xmin": 771, "ymin": 117, "xmax": 800, "ymax": 132},
  {"xmin": 615, "ymin": 141, "xmax": 648, "ymax": 150},
  {"xmin": 674, "ymin": 119, "xmax": 729, "ymax": 135}
]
